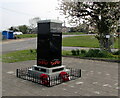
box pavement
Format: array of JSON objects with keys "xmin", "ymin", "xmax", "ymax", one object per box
[{"xmin": 2, "ymin": 57, "xmax": 119, "ymax": 96}]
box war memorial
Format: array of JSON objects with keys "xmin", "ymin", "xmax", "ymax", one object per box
[{"xmin": 16, "ymin": 20, "xmax": 81, "ymax": 87}]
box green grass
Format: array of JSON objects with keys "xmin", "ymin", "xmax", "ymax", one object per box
[
  {"xmin": 16, "ymin": 34, "xmax": 37, "ymax": 38},
  {"xmin": 2, "ymin": 49, "xmax": 119, "ymax": 63},
  {"xmin": 16, "ymin": 32, "xmax": 84, "ymax": 38},
  {"xmin": 62, "ymin": 35, "xmax": 119, "ymax": 48},
  {"xmin": 62, "ymin": 50, "xmax": 119, "ymax": 60},
  {"xmin": 2, "ymin": 49, "xmax": 37, "ymax": 63},
  {"xmin": 2, "ymin": 50, "xmax": 72, "ymax": 63},
  {"xmin": 62, "ymin": 32, "xmax": 86, "ymax": 35},
  {"xmin": 62, "ymin": 50, "xmax": 72, "ymax": 56},
  {"xmin": 62, "ymin": 35, "xmax": 99, "ymax": 47}
]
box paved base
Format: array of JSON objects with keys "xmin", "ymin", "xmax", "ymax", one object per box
[{"xmin": 2, "ymin": 57, "xmax": 119, "ymax": 96}]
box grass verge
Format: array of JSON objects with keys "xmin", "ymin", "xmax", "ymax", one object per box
[
  {"xmin": 2, "ymin": 49, "xmax": 37, "ymax": 63},
  {"xmin": 1, "ymin": 49, "xmax": 119, "ymax": 63},
  {"xmin": 62, "ymin": 35, "xmax": 118, "ymax": 48},
  {"xmin": 16, "ymin": 34, "xmax": 37, "ymax": 38}
]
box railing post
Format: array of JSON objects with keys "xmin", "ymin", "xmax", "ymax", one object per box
[
  {"xmin": 16, "ymin": 69, "xmax": 19, "ymax": 77},
  {"xmin": 79, "ymin": 69, "xmax": 81, "ymax": 77}
]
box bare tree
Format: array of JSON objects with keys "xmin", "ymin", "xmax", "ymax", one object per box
[{"xmin": 29, "ymin": 17, "xmax": 41, "ymax": 29}]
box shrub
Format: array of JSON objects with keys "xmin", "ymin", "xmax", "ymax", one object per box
[
  {"xmin": 80, "ymin": 49, "xmax": 87, "ymax": 54},
  {"xmin": 76, "ymin": 49, "xmax": 80, "ymax": 55},
  {"xmin": 30, "ymin": 49, "xmax": 33, "ymax": 53},
  {"xmin": 113, "ymin": 50, "xmax": 120, "ymax": 55},
  {"xmin": 85, "ymin": 49, "xmax": 112, "ymax": 58},
  {"xmin": 98, "ymin": 51, "xmax": 112, "ymax": 58},
  {"xmin": 85, "ymin": 49, "xmax": 100, "ymax": 57},
  {"xmin": 71, "ymin": 50, "xmax": 76, "ymax": 55}
]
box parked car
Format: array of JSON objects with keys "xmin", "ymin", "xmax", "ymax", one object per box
[{"xmin": 13, "ymin": 32, "xmax": 23, "ymax": 35}]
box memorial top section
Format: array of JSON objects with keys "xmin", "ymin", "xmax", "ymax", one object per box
[
  {"xmin": 38, "ymin": 19, "xmax": 62, "ymax": 24},
  {"xmin": 37, "ymin": 19, "xmax": 62, "ymax": 34}
]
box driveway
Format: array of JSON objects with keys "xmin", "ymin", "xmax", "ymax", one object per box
[{"xmin": 2, "ymin": 57, "xmax": 118, "ymax": 96}]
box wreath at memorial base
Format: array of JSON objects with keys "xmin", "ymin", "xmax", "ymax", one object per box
[
  {"xmin": 40, "ymin": 74, "xmax": 49, "ymax": 85},
  {"xmin": 59, "ymin": 72, "xmax": 70, "ymax": 82}
]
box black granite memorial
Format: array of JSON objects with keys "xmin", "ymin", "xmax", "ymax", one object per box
[
  {"xmin": 37, "ymin": 20, "xmax": 62, "ymax": 68},
  {"xmin": 27, "ymin": 20, "xmax": 70, "ymax": 76}
]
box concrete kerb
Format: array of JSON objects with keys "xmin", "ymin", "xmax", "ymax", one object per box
[{"xmin": 62, "ymin": 55, "xmax": 120, "ymax": 63}]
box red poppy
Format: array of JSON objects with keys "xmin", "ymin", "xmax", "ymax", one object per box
[
  {"xmin": 59, "ymin": 72, "xmax": 70, "ymax": 82},
  {"xmin": 40, "ymin": 74, "xmax": 49, "ymax": 85}
]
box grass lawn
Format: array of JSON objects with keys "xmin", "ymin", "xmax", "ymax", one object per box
[
  {"xmin": 16, "ymin": 34, "xmax": 37, "ymax": 38},
  {"xmin": 16, "ymin": 33, "xmax": 84, "ymax": 38},
  {"xmin": 62, "ymin": 35, "xmax": 118, "ymax": 48},
  {"xmin": 2, "ymin": 49, "xmax": 119, "ymax": 63},
  {"xmin": 2, "ymin": 49, "xmax": 37, "ymax": 63}
]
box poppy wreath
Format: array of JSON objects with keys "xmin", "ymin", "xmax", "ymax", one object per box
[
  {"xmin": 40, "ymin": 74, "xmax": 50, "ymax": 85},
  {"xmin": 59, "ymin": 72, "xmax": 70, "ymax": 82}
]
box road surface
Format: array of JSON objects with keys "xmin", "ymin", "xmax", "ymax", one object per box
[
  {"xmin": 2, "ymin": 34, "xmax": 93, "ymax": 54},
  {"xmin": 2, "ymin": 34, "xmax": 117, "ymax": 54}
]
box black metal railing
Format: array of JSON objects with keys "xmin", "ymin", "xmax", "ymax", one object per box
[{"xmin": 16, "ymin": 67, "xmax": 81, "ymax": 87}]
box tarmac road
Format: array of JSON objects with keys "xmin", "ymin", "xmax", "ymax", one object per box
[
  {"xmin": 2, "ymin": 34, "xmax": 87, "ymax": 54},
  {"xmin": 2, "ymin": 38, "xmax": 37, "ymax": 54},
  {"xmin": 2, "ymin": 57, "xmax": 118, "ymax": 96},
  {"xmin": 2, "ymin": 34, "xmax": 117, "ymax": 54}
]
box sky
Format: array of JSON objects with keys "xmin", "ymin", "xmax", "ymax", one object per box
[{"xmin": 0, "ymin": 0, "xmax": 67, "ymax": 30}]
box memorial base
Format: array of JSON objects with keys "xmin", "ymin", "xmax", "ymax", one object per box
[
  {"xmin": 28, "ymin": 65, "xmax": 70, "ymax": 77},
  {"xmin": 16, "ymin": 66, "xmax": 81, "ymax": 87}
]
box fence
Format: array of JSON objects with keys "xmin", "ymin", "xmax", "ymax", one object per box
[{"xmin": 16, "ymin": 67, "xmax": 81, "ymax": 87}]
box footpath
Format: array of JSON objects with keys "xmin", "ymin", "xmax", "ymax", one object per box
[{"xmin": 2, "ymin": 57, "xmax": 118, "ymax": 96}]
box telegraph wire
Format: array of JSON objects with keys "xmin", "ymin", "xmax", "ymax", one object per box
[{"xmin": 0, "ymin": 6, "xmax": 37, "ymax": 16}]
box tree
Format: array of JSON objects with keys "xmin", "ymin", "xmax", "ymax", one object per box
[
  {"xmin": 18, "ymin": 25, "xmax": 30, "ymax": 34},
  {"xmin": 69, "ymin": 23, "xmax": 89, "ymax": 33},
  {"xmin": 29, "ymin": 17, "xmax": 41, "ymax": 29},
  {"xmin": 59, "ymin": 1, "xmax": 120, "ymax": 52},
  {"xmin": 8, "ymin": 26, "xmax": 19, "ymax": 32}
]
